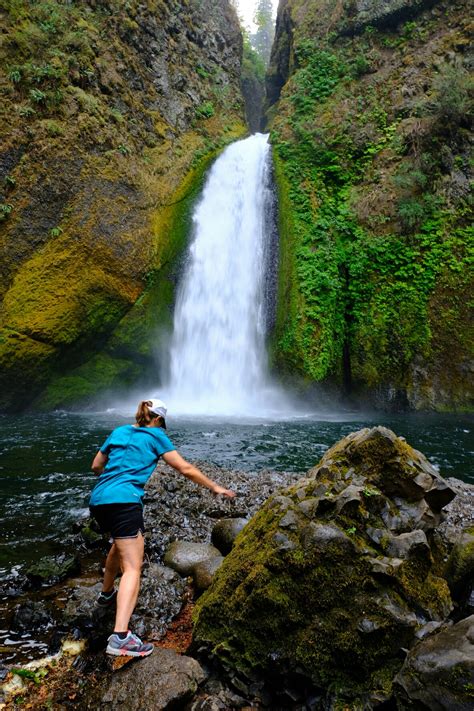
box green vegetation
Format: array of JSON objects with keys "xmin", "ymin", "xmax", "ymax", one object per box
[
  {"xmin": 270, "ymin": 7, "xmax": 473, "ymax": 410},
  {"xmin": 242, "ymin": 34, "xmax": 265, "ymax": 83},
  {"xmin": 195, "ymin": 101, "xmax": 215, "ymax": 119},
  {"xmin": 0, "ymin": 203, "xmax": 13, "ymax": 220},
  {"xmin": 11, "ymin": 667, "xmax": 48, "ymax": 685}
]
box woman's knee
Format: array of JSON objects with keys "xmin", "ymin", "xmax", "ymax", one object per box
[{"xmin": 115, "ymin": 535, "xmax": 144, "ymax": 571}]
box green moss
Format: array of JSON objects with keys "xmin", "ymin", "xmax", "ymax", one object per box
[
  {"xmin": 35, "ymin": 147, "xmax": 227, "ymax": 410},
  {"xmin": 2, "ymin": 236, "xmax": 137, "ymax": 346},
  {"xmin": 0, "ymin": 0, "xmax": 246, "ymax": 411},
  {"xmin": 0, "ymin": 328, "xmax": 57, "ymax": 410},
  {"xmin": 268, "ymin": 5, "xmax": 473, "ymax": 410}
]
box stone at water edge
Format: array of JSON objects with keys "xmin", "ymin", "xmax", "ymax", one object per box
[
  {"xmin": 193, "ymin": 427, "xmax": 456, "ymax": 706},
  {"xmin": 25, "ymin": 553, "xmax": 81, "ymax": 588}
]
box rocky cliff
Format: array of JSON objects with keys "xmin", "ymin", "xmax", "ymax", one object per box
[
  {"xmin": 0, "ymin": 0, "xmax": 246, "ymax": 411},
  {"xmin": 267, "ymin": 0, "xmax": 473, "ymax": 411}
]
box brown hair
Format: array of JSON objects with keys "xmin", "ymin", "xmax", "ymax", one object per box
[{"xmin": 135, "ymin": 400, "xmax": 164, "ymax": 428}]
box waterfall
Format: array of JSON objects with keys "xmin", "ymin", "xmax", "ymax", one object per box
[{"xmin": 162, "ymin": 133, "xmax": 290, "ymax": 417}]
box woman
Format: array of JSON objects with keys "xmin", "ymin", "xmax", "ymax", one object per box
[{"xmin": 90, "ymin": 398, "xmax": 235, "ymax": 657}]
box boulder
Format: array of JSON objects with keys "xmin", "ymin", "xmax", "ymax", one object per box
[
  {"xmin": 394, "ymin": 615, "xmax": 474, "ymax": 710},
  {"xmin": 25, "ymin": 554, "xmax": 80, "ymax": 588},
  {"xmin": 164, "ymin": 542, "xmax": 221, "ymax": 577},
  {"xmin": 131, "ymin": 564, "xmax": 187, "ymax": 640},
  {"xmin": 193, "ymin": 428, "xmax": 455, "ymax": 706},
  {"xmin": 211, "ymin": 518, "xmax": 248, "ymax": 555},
  {"xmin": 193, "ymin": 557, "xmax": 224, "ymax": 593},
  {"xmin": 10, "ymin": 601, "xmax": 54, "ymax": 632},
  {"xmin": 101, "ymin": 647, "xmax": 206, "ymax": 710}
]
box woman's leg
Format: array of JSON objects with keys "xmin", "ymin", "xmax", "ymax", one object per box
[
  {"xmin": 113, "ymin": 534, "xmax": 144, "ymax": 632},
  {"xmin": 102, "ymin": 542, "xmax": 120, "ymax": 592}
]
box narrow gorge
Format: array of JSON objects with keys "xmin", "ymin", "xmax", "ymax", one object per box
[{"xmin": 0, "ymin": 0, "xmax": 472, "ymax": 413}]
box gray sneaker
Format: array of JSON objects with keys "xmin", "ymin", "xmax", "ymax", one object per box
[
  {"xmin": 106, "ymin": 631, "xmax": 153, "ymax": 657},
  {"xmin": 97, "ymin": 589, "xmax": 117, "ymax": 608}
]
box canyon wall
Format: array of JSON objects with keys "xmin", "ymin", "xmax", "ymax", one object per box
[
  {"xmin": 267, "ymin": 0, "xmax": 472, "ymax": 411},
  {"xmin": 0, "ymin": 0, "xmax": 246, "ymax": 410}
]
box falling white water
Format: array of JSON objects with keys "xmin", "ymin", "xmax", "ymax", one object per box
[{"xmin": 161, "ymin": 133, "xmax": 292, "ymax": 417}]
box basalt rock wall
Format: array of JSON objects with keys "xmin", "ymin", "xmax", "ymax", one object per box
[
  {"xmin": 267, "ymin": 0, "xmax": 473, "ymax": 411},
  {"xmin": 0, "ymin": 0, "xmax": 246, "ymax": 411}
]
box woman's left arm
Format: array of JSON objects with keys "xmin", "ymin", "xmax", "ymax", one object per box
[
  {"xmin": 91, "ymin": 451, "xmax": 108, "ymax": 475},
  {"xmin": 163, "ymin": 450, "xmax": 235, "ymax": 497}
]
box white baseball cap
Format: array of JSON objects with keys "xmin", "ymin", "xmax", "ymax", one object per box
[{"xmin": 146, "ymin": 398, "xmax": 167, "ymax": 428}]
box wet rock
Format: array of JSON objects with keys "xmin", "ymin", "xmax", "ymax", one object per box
[
  {"xmin": 11, "ymin": 601, "xmax": 53, "ymax": 632},
  {"xmin": 193, "ymin": 557, "xmax": 224, "ymax": 593},
  {"xmin": 63, "ymin": 564, "xmax": 187, "ymax": 644},
  {"xmin": 164, "ymin": 542, "xmax": 221, "ymax": 577},
  {"xmin": 25, "ymin": 554, "xmax": 80, "ymax": 588},
  {"xmin": 101, "ymin": 647, "xmax": 206, "ymax": 710},
  {"xmin": 395, "ymin": 615, "xmax": 474, "ymax": 710},
  {"xmin": 211, "ymin": 518, "xmax": 248, "ymax": 555},
  {"xmin": 62, "ymin": 582, "xmax": 112, "ymax": 650}
]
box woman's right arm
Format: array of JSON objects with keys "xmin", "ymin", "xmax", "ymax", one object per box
[
  {"xmin": 91, "ymin": 450, "xmax": 108, "ymax": 475},
  {"xmin": 163, "ymin": 450, "xmax": 235, "ymax": 497}
]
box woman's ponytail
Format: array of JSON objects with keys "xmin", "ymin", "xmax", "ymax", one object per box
[{"xmin": 135, "ymin": 401, "xmax": 154, "ymax": 427}]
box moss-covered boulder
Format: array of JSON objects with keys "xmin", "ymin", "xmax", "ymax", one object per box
[{"xmin": 193, "ymin": 427, "xmax": 455, "ymax": 706}]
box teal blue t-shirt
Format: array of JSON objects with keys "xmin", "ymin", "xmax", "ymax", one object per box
[{"xmin": 89, "ymin": 425, "xmax": 175, "ymax": 506}]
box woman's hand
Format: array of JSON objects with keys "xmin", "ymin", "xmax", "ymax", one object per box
[{"xmin": 212, "ymin": 485, "xmax": 236, "ymax": 497}]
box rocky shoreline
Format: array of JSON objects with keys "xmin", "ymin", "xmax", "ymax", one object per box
[{"xmin": 1, "ymin": 432, "xmax": 473, "ymax": 709}]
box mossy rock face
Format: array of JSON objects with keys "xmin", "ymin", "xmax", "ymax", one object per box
[
  {"xmin": 267, "ymin": 0, "xmax": 473, "ymax": 412},
  {"xmin": 193, "ymin": 427, "xmax": 455, "ymax": 706},
  {"xmin": 0, "ymin": 0, "xmax": 246, "ymax": 411}
]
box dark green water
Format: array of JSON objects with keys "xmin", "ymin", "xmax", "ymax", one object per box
[{"xmin": 0, "ymin": 411, "xmax": 473, "ymax": 579}]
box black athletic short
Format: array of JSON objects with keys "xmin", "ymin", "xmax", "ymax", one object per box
[{"xmin": 89, "ymin": 503, "xmax": 145, "ymax": 540}]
